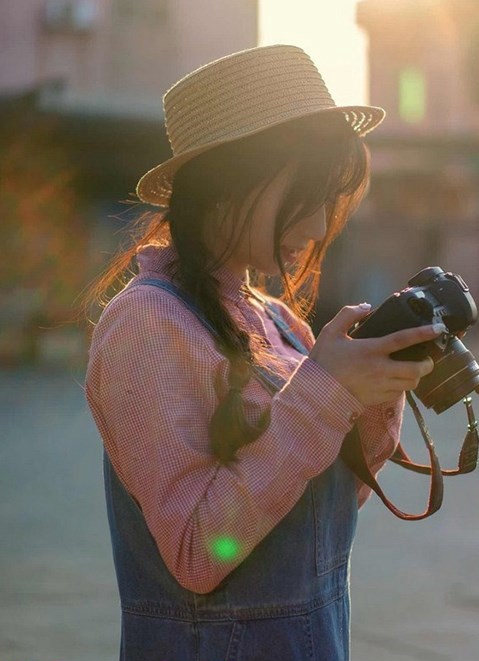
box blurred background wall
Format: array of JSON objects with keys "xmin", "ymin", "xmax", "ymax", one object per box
[
  {"xmin": 0, "ymin": 0, "xmax": 258, "ymax": 367},
  {"xmin": 316, "ymin": 0, "xmax": 479, "ymax": 338},
  {"xmin": 1, "ymin": 0, "xmax": 478, "ymax": 367}
]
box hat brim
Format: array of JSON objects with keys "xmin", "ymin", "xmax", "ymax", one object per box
[{"xmin": 136, "ymin": 104, "xmax": 385, "ymax": 207}]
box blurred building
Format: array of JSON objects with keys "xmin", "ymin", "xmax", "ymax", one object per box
[
  {"xmin": 0, "ymin": 0, "xmax": 258, "ymax": 365},
  {"xmin": 317, "ymin": 0, "xmax": 479, "ymax": 342},
  {"xmin": 1, "ymin": 0, "xmax": 258, "ymax": 114}
]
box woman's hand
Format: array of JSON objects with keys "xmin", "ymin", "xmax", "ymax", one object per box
[{"xmin": 309, "ymin": 304, "xmax": 443, "ymax": 406}]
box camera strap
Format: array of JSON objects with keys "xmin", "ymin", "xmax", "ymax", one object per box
[
  {"xmin": 340, "ymin": 393, "xmax": 479, "ymax": 520},
  {"xmin": 390, "ymin": 393, "xmax": 479, "ymax": 476}
]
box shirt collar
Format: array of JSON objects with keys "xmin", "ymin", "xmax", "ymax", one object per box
[{"xmin": 136, "ymin": 244, "xmax": 247, "ymax": 304}]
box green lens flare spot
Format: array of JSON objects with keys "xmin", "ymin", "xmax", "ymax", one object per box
[
  {"xmin": 209, "ymin": 536, "xmax": 241, "ymax": 561},
  {"xmin": 399, "ymin": 68, "xmax": 426, "ymax": 124}
]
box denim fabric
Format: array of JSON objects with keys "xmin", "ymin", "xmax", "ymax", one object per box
[
  {"xmin": 103, "ymin": 279, "xmax": 358, "ymax": 660},
  {"xmin": 105, "ymin": 455, "xmax": 357, "ymax": 661}
]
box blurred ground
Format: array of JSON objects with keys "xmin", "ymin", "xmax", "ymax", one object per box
[{"xmin": 1, "ymin": 367, "xmax": 479, "ymax": 661}]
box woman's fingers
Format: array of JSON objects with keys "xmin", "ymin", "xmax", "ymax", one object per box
[
  {"xmin": 310, "ymin": 308, "xmax": 442, "ymax": 406},
  {"xmin": 369, "ymin": 364, "xmax": 432, "ymax": 393},
  {"xmin": 323, "ymin": 303, "xmax": 372, "ymax": 337},
  {"xmin": 375, "ymin": 323, "xmax": 446, "ymax": 355},
  {"xmin": 390, "ymin": 376, "xmax": 426, "ymax": 392},
  {"xmin": 384, "ymin": 356, "xmax": 435, "ymax": 379}
]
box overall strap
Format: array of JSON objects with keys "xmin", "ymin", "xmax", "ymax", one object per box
[
  {"xmin": 261, "ymin": 300, "xmax": 310, "ymax": 355},
  {"xmin": 133, "ymin": 278, "xmax": 221, "ymax": 338},
  {"xmin": 240, "ymin": 285, "xmax": 310, "ymax": 355},
  {"xmin": 136, "ymin": 278, "xmax": 310, "ymax": 358},
  {"xmin": 130, "ymin": 278, "xmax": 287, "ymax": 394}
]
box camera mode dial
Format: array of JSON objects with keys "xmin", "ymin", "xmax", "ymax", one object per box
[{"xmin": 408, "ymin": 266, "xmax": 444, "ymax": 287}]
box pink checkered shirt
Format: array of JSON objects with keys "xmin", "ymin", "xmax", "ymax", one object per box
[{"xmin": 86, "ymin": 245, "xmax": 404, "ymax": 593}]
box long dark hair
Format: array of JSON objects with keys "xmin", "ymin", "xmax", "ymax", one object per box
[{"xmin": 86, "ymin": 113, "xmax": 370, "ymax": 462}]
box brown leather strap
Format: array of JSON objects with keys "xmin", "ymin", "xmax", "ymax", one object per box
[
  {"xmin": 390, "ymin": 395, "xmax": 478, "ymax": 476},
  {"xmin": 340, "ymin": 423, "xmax": 443, "ymax": 521},
  {"xmin": 340, "ymin": 394, "xmax": 478, "ymax": 520}
]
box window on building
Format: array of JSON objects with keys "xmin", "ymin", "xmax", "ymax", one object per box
[
  {"xmin": 399, "ymin": 68, "xmax": 426, "ymax": 123},
  {"xmin": 44, "ymin": 0, "xmax": 98, "ymax": 32},
  {"xmin": 114, "ymin": 0, "xmax": 168, "ymax": 23}
]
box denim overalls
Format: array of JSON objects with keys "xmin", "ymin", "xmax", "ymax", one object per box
[{"xmin": 103, "ymin": 279, "xmax": 358, "ymax": 661}]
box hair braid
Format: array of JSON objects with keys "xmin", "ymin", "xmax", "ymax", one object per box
[{"xmin": 167, "ymin": 180, "xmax": 270, "ymax": 464}]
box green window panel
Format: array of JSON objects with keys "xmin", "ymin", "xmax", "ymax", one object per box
[{"xmin": 399, "ymin": 68, "xmax": 426, "ymax": 123}]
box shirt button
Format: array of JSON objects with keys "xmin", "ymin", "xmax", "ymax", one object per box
[
  {"xmin": 385, "ymin": 407, "xmax": 395, "ymax": 420},
  {"xmin": 349, "ymin": 411, "xmax": 360, "ymax": 424}
]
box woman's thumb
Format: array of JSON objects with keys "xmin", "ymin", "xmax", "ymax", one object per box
[{"xmin": 327, "ymin": 303, "xmax": 372, "ymax": 336}]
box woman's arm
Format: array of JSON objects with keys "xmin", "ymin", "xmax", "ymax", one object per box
[
  {"xmin": 354, "ymin": 395, "xmax": 404, "ymax": 507},
  {"xmin": 276, "ymin": 300, "xmax": 406, "ymax": 507},
  {"xmin": 86, "ymin": 286, "xmax": 361, "ymax": 594}
]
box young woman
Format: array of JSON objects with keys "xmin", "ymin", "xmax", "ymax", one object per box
[{"xmin": 85, "ymin": 45, "xmax": 441, "ymax": 661}]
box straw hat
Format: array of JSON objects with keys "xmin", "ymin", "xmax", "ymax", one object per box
[{"xmin": 136, "ymin": 44, "xmax": 385, "ymax": 207}]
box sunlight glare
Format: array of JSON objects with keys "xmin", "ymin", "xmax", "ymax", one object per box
[{"xmin": 259, "ymin": 0, "xmax": 368, "ymax": 105}]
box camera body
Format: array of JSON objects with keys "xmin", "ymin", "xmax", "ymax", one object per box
[{"xmin": 350, "ymin": 267, "xmax": 479, "ymax": 413}]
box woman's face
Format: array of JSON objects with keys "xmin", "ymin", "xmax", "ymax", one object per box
[{"xmin": 211, "ymin": 166, "xmax": 327, "ymax": 277}]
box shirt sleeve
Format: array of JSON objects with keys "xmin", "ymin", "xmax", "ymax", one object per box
[
  {"xmin": 274, "ymin": 299, "xmax": 405, "ymax": 508},
  {"xmin": 353, "ymin": 394, "xmax": 405, "ymax": 507},
  {"xmin": 86, "ymin": 286, "xmax": 363, "ymax": 594}
]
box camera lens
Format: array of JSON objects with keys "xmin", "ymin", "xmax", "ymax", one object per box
[{"xmin": 414, "ymin": 337, "xmax": 479, "ymax": 413}]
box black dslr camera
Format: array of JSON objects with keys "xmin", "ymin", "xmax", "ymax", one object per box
[{"xmin": 350, "ymin": 267, "xmax": 479, "ymax": 413}]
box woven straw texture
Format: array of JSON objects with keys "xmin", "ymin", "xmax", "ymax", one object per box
[{"xmin": 136, "ymin": 45, "xmax": 385, "ymax": 206}]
